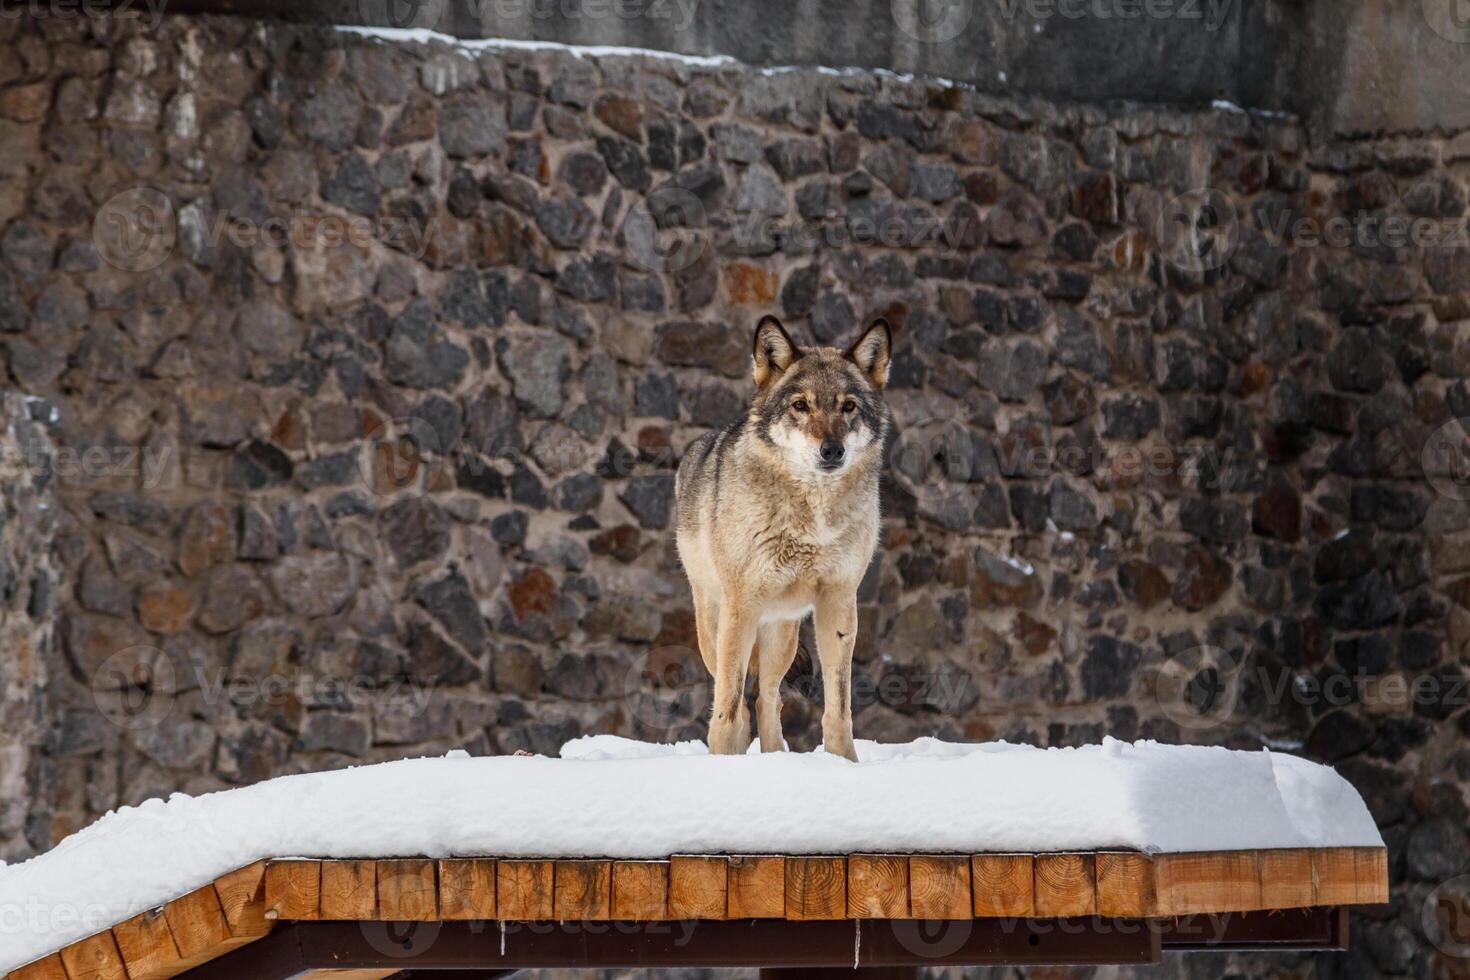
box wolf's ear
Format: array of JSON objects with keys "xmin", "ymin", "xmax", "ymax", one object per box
[
  {"xmin": 753, "ymin": 315, "xmax": 800, "ymax": 387},
  {"xmin": 847, "ymin": 318, "xmax": 892, "ymax": 389}
]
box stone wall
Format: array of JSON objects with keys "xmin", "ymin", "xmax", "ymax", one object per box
[
  {"xmin": 0, "ymin": 391, "xmax": 58, "ymax": 861},
  {"xmin": 1, "ymin": 10, "xmax": 1469, "ymax": 978}
]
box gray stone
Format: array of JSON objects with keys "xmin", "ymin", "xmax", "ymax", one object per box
[{"xmin": 496, "ymin": 333, "xmax": 571, "ymax": 419}]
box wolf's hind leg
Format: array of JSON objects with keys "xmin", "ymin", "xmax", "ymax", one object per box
[{"xmin": 755, "ymin": 620, "xmax": 798, "ymax": 752}]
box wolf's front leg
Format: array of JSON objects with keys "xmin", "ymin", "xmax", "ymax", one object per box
[
  {"xmin": 813, "ymin": 589, "xmax": 859, "ymax": 762},
  {"xmin": 708, "ymin": 602, "xmax": 757, "ymax": 754}
]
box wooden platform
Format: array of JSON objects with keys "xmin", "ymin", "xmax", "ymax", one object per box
[{"xmin": 4, "ymin": 847, "xmax": 1387, "ymax": 979}]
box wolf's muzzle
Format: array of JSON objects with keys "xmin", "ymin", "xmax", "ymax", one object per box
[{"xmin": 818, "ymin": 439, "xmax": 846, "ymax": 470}]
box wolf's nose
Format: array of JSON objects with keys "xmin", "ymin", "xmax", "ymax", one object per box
[{"xmin": 819, "ymin": 440, "xmax": 845, "ymax": 464}]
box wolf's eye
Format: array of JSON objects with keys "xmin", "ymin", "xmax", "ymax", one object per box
[
  {"xmin": 842, "ymin": 400, "xmax": 857, "ymax": 414},
  {"xmin": 792, "ymin": 399, "xmax": 809, "ymax": 413}
]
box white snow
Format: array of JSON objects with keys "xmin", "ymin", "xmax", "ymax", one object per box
[
  {"xmin": 335, "ymin": 25, "xmax": 959, "ymax": 87},
  {"xmin": 0, "ymin": 737, "xmax": 1380, "ymax": 971}
]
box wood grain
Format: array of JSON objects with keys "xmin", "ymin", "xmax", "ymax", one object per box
[
  {"xmin": 376, "ymin": 859, "xmax": 437, "ymax": 921},
  {"xmin": 1033, "ymin": 853, "xmax": 1096, "ymax": 917},
  {"xmin": 668, "ymin": 856, "xmax": 727, "ymax": 919},
  {"xmin": 320, "ymin": 861, "xmax": 378, "ymax": 920},
  {"xmin": 611, "ymin": 861, "xmax": 669, "ymax": 920},
  {"xmin": 7, "ymin": 956, "xmax": 68, "ymax": 980},
  {"xmin": 971, "ymin": 854, "xmax": 1034, "ymax": 917},
  {"xmin": 496, "ymin": 860, "xmax": 554, "ymax": 920},
  {"xmin": 1155, "ymin": 851, "xmax": 1262, "ymax": 915},
  {"xmin": 1260, "ymin": 848, "xmax": 1315, "ymax": 910},
  {"xmin": 57, "ymin": 933, "xmax": 128, "ymax": 980},
  {"xmin": 847, "ymin": 855, "xmax": 909, "ymax": 918},
  {"xmin": 909, "ymin": 856, "xmax": 972, "ymax": 919},
  {"xmin": 212, "ymin": 862, "xmax": 270, "ymax": 938},
  {"xmin": 439, "ymin": 859, "xmax": 496, "ymax": 920},
  {"xmin": 727, "ymin": 856, "xmax": 785, "ymax": 919},
  {"xmin": 1095, "ymin": 852, "xmax": 1156, "ymax": 917},
  {"xmin": 111, "ymin": 909, "xmax": 183, "ymax": 980},
  {"xmin": 264, "ymin": 861, "xmax": 321, "ymax": 920},
  {"xmin": 1314, "ymin": 847, "xmax": 1388, "ymax": 905},
  {"xmin": 162, "ymin": 885, "xmax": 237, "ymax": 967},
  {"xmin": 553, "ymin": 861, "xmax": 612, "ymax": 921},
  {"xmin": 785, "ymin": 857, "xmax": 846, "ymax": 920}
]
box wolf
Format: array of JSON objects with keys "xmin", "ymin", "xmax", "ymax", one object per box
[{"xmin": 674, "ymin": 314, "xmax": 893, "ymax": 760}]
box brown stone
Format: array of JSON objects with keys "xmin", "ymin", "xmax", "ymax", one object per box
[
  {"xmin": 1071, "ymin": 171, "xmax": 1119, "ymax": 224},
  {"xmin": 593, "ymin": 94, "xmax": 643, "ymax": 140},
  {"xmin": 1014, "ymin": 612, "xmax": 1057, "ymax": 656},
  {"xmin": 1446, "ymin": 576, "xmax": 1470, "ymax": 611},
  {"xmin": 1238, "ymin": 359, "xmax": 1273, "ymax": 396},
  {"xmin": 723, "ymin": 262, "xmax": 778, "ymax": 305},
  {"xmin": 1172, "ymin": 548, "xmax": 1234, "ymax": 611},
  {"xmin": 177, "ymin": 503, "xmax": 237, "ymax": 577},
  {"xmin": 963, "ymin": 171, "xmax": 998, "ymax": 205},
  {"xmin": 590, "ymin": 525, "xmax": 642, "ymax": 563},
  {"xmin": 971, "ymin": 551, "xmax": 1043, "ymax": 608},
  {"xmin": 137, "ymin": 584, "xmax": 194, "ymax": 635},
  {"xmin": 1117, "ymin": 560, "xmax": 1170, "ymax": 610},
  {"xmin": 0, "ymin": 82, "xmax": 51, "ymax": 121},
  {"xmin": 509, "ymin": 567, "xmax": 557, "ymax": 619},
  {"xmin": 1253, "ymin": 481, "xmax": 1302, "ymax": 542}
]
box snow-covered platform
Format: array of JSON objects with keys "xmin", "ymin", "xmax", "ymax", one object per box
[{"xmin": 0, "ymin": 738, "xmax": 1387, "ymax": 977}]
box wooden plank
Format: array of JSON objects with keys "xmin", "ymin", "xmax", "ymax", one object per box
[
  {"xmin": 264, "ymin": 860, "xmax": 321, "ymax": 920},
  {"xmin": 8, "ymin": 956, "xmax": 68, "ymax": 980},
  {"xmin": 111, "ymin": 909, "xmax": 184, "ymax": 980},
  {"xmin": 727, "ymin": 856, "xmax": 785, "ymax": 919},
  {"xmin": 1156, "ymin": 851, "xmax": 1263, "ymax": 915},
  {"xmin": 377, "ymin": 859, "xmax": 437, "ymax": 921},
  {"xmin": 553, "ymin": 860, "xmax": 613, "ymax": 921},
  {"xmin": 320, "ymin": 861, "xmax": 378, "ymax": 920},
  {"xmin": 1260, "ymin": 848, "xmax": 1315, "ymax": 909},
  {"xmin": 847, "ymin": 855, "xmax": 909, "ymax": 918},
  {"xmin": 1095, "ymin": 852, "xmax": 1157, "ymax": 917},
  {"xmin": 213, "ymin": 862, "xmax": 270, "ymax": 938},
  {"xmin": 1314, "ymin": 847, "xmax": 1388, "ymax": 905},
  {"xmin": 785, "ymin": 857, "xmax": 847, "ymax": 920},
  {"xmin": 496, "ymin": 860, "xmax": 554, "ymax": 920},
  {"xmin": 163, "ymin": 884, "xmax": 237, "ymax": 967},
  {"xmin": 58, "ymin": 933, "xmax": 128, "ymax": 980},
  {"xmin": 668, "ymin": 856, "xmax": 727, "ymax": 919},
  {"xmin": 439, "ymin": 859, "xmax": 496, "ymax": 920},
  {"xmin": 611, "ymin": 861, "xmax": 669, "ymax": 920},
  {"xmin": 1033, "ymin": 853, "xmax": 1096, "ymax": 917},
  {"xmin": 971, "ymin": 854, "xmax": 1034, "ymax": 917},
  {"xmin": 909, "ymin": 856, "xmax": 972, "ymax": 919}
]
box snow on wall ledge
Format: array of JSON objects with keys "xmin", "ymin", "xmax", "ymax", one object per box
[{"xmin": 0, "ymin": 738, "xmax": 1381, "ymax": 970}]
